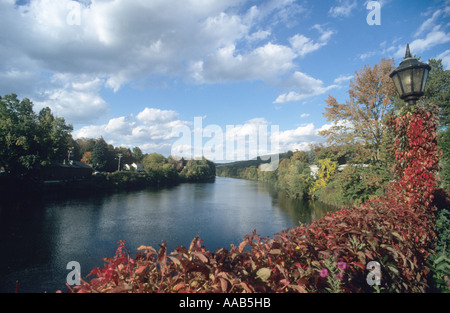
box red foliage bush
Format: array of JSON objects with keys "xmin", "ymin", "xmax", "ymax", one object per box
[
  {"xmin": 68, "ymin": 105, "xmax": 439, "ymax": 293},
  {"xmin": 389, "ymin": 106, "xmax": 441, "ymax": 207}
]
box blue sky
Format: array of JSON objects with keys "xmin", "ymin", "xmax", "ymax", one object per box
[{"xmin": 1, "ymin": 0, "xmax": 449, "ymax": 161}]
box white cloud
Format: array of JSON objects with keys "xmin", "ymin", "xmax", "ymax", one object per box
[
  {"xmin": 289, "ymin": 24, "xmax": 334, "ymax": 57},
  {"xmin": 390, "ymin": 3, "xmax": 450, "ymax": 60},
  {"xmin": 136, "ymin": 108, "xmax": 179, "ymax": 124},
  {"xmin": 34, "ymin": 75, "xmax": 109, "ymax": 124},
  {"xmin": 415, "ymin": 9, "xmax": 443, "ymax": 37},
  {"xmin": 105, "ymin": 116, "xmax": 135, "ymax": 134},
  {"xmin": 274, "ymin": 123, "xmax": 325, "ymax": 152},
  {"xmin": 73, "ymin": 107, "xmax": 189, "ymax": 151},
  {"xmin": 358, "ymin": 51, "xmax": 377, "ymax": 60},
  {"xmin": 289, "ymin": 34, "xmax": 323, "ymax": 57},
  {"xmin": 329, "ymin": 0, "xmax": 358, "ymax": 18},
  {"xmin": 334, "ymin": 74, "xmax": 353, "ymax": 84},
  {"xmin": 276, "ymin": 123, "xmax": 315, "ymax": 143},
  {"xmin": 392, "ymin": 29, "xmax": 450, "ymax": 60},
  {"xmin": 246, "ymin": 29, "xmax": 271, "ymax": 42},
  {"xmin": 300, "ymin": 113, "xmax": 310, "ymax": 118},
  {"xmin": 193, "ymin": 42, "xmax": 296, "ymax": 83},
  {"xmin": 274, "ymin": 71, "xmax": 337, "ymax": 104},
  {"xmin": 410, "ymin": 29, "xmax": 450, "ymax": 55},
  {"xmin": 313, "ymin": 24, "xmax": 335, "ymax": 43}
]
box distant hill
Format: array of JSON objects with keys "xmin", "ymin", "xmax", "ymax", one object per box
[{"xmin": 215, "ymin": 152, "xmax": 291, "ymax": 170}]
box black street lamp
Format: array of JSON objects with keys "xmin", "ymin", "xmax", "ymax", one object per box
[{"xmin": 389, "ymin": 44, "xmax": 431, "ymax": 105}]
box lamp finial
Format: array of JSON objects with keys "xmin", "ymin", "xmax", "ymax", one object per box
[{"xmin": 405, "ymin": 44, "xmax": 412, "ymax": 59}]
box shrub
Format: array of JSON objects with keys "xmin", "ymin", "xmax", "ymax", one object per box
[
  {"xmin": 277, "ymin": 159, "xmax": 312, "ymax": 200},
  {"xmin": 316, "ymin": 162, "xmax": 393, "ymax": 207},
  {"xmin": 427, "ymin": 192, "xmax": 450, "ymax": 293}
]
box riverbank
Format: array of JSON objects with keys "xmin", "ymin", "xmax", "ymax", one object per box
[{"xmin": 0, "ymin": 170, "xmax": 216, "ymax": 202}]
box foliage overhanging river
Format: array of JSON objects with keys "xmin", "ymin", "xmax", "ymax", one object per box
[{"xmin": 0, "ymin": 176, "xmax": 337, "ymax": 293}]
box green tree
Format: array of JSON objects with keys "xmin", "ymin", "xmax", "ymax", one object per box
[
  {"xmin": 277, "ymin": 152, "xmax": 312, "ymax": 199},
  {"xmin": 179, "ymin": 157, "xmax": 216, "ymax": 181},
  {"xmin": 37, "ymin": 107, "xmax": 73, "ymax": 165},
  {"xmin": 0, "ymin": 94, "xmax": 73, "ymax": 177},
  {"xmin": 132, "ymin": 146, "xmax": 144, "ymax": 163},
  {"xmin": 419, "ymin": 58, "xmax": 450, "ymax": 127},
  {"xmin": 76, "ymin": 138, "xmax": 97, "ymax": 159},
  {"xmin": 312, "ymin": 143, "xmax": 353, "ymax": 165},
  {"xmin": 419, "ymin": 59, "xmax": 450, "ymax": 193},
  {"xmin": 142, "ymin": 152, "xmax": 167, "ymax": 172},
  {"xmin": 91, "ymin": 138, "xmax": 109, "ymax": 171}
]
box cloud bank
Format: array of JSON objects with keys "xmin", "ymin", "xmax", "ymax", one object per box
[{"xmin": 0, "ymin": 0, "xmax": 337, "ymax": 124}]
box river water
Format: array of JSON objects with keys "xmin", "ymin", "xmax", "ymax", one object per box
[{"xmin": 0, "ymin": 177, "xmax": 336, "ymax": 293}]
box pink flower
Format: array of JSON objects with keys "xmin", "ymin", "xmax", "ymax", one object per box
[
  {"xmin": 319, "ymin": 268, "xmax": 328, "ymax": 278},
  {"xmin": 337, "ymin": 262, "xmax": 347, "ymax": 270},
  {"xmin": 335, "ymin": 273, "xmax": 343, "ymax": 279}
]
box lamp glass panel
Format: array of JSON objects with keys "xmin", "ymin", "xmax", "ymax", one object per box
[
  {"xmin": 391, "ymin": 74, "xmax": 403, "ymax": 96},
  {"xmin": 421, "ymin": 69, "xmax": 429, "ymax": 93},
  {"xmin": 412, "ymin": 67, "xmax": 425, "ymax": 93},
  {"xmin": 399, "ymin": 69, "xmax": 412, "ymax": 94}
]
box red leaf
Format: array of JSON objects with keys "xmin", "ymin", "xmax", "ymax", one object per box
[
  {"xmin": 192, "ymin": 252, "xmax": 208, "ymax": 263},
  {"xmin": 173, "ymin": 283, "xmax": 186, "ymax": 292},
  {"xmin": 219, "ymin": 278, "xmax": 228, "ymax": 292},
  {"xmin": 238, "ymin": 240, "xmax": 248, "ymax": 253},
  {"xmin": 135, "ymin": 265, "xmax": 147, "ymax": 275},
  {"xmin": 350, "ymin": 261, "xmax": 365, "ymax": 270}
]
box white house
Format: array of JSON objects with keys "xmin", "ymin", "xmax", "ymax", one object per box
[{"xmin": 124, "ymin": 163, "xmax": 145, "ymax": 172}]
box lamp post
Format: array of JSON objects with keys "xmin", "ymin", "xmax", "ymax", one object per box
[
  {"xmin": 389, "ymin": 44, "xmax": 431, "ymax": 105},
  {"xmin": 67, "ymin": 147, "xmax": 73, "ymax": 163},
  {"xmin": 389, "ymin": 44, "xmax": 438, "ymax": 207},
  {"xmin": 117, "ymin": 153, "xmax": 122, "ymax": 171}
]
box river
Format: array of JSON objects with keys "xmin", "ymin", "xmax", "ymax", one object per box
[{"xmin": 0, "ymin": 176, "xmax": 337, "ymax": 293}]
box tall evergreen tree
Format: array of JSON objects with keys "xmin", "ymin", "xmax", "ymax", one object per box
[{"xmin": 420, "ymin": 58, "xmax": 450, "ymax": 127}]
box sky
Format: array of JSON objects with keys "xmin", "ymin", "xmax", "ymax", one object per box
[{"xmin": 1, "ymin": 0, "xmax": 449, "ymax": 162}]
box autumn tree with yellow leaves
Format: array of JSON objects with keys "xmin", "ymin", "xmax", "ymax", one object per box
[{"xmin": 319, "ymin": 58, "xmax": 397, "ymax": 163}]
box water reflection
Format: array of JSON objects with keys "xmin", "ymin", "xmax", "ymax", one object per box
[
  {"xmin": 0, "ymin": 177, "xmax": 337, "ymax": 293},
  {"xmin": 264, "ymin": 184, "xmax": 336, "ymax": 225}
]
